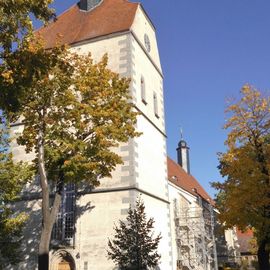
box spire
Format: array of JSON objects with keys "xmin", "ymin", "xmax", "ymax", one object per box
[{"xmin": 176, "ymin": 130, "xmax": 190, "ymax": 174}]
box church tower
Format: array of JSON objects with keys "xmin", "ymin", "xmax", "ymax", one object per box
[
  {"xmin": 10, "ymin": 1, "xmax": 173, "ymax": 269},
  {"xmin": 177, "ymin": 138, "xmax": 191, "ymax": 174}
]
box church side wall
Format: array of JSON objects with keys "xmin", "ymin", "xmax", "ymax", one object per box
[
  {"xmin": 168, "ymin": 183, "xmax": 198, "ymax": 270},
  {"xmin": 169, "ymin": 182, "xmax": 218, "ymax": 270}
]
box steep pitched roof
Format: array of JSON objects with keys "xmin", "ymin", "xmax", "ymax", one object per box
[
  {"xmin": 236, "ymin": 228, "xmax": 254, "ymax": 254},
  {"xmin": 36, "ymin": 0, "xmax": 139, "ymax": 48},
  {"xmin": 167, "ymin": 157, "xmax": 215, "ymax": 205}
]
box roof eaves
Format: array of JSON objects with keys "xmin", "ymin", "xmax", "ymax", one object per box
[
  {"xmin": 69, "ymin": 29, "xmax": 131, "ymax": 48},
  {"xmin": 168, "ymin": 180, "xmax": 198, "ymax": 199}
]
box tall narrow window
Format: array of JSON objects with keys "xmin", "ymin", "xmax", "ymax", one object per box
[
  {"xmin": 153, "ymin": 92, "xmax": 159, "ymax": 118},
  {"xmin": 52, "ymin": 183, "xmax": 76, "ymax": 246},
  {"xmin": 141, "ymin": 76, "xmax": 147, "ymax": 104}
]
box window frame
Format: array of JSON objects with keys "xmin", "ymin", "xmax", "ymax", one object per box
[
  {"xmin": 141, "ymin": 76, "xmax": 147, "ymax": 105},
  {"xmin": 52, "ymin": 183, "xmax": 76, "ymax": 246},
  {"xmin": 153, "ymin": 91, "xmax": 159, "ymax": 118}
]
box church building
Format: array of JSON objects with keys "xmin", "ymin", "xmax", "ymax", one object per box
[
  {"xmin": 168, "ymin": 139, "xmax": 218, "ymax": 270},
  {"xmin": 10, "ymin": 1, "xmax": 220, "ymax": 269},
  {"xmin": 11, "ymin": 0, "xmax": 172, "ymax": 269}
]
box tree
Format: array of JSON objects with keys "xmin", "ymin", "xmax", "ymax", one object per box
[
  {"xmin": 212, "ymin": 85, "xmax": 270, "ymax": 270},
  {"xmin": 0, "ymin": 2, "xmax": 53, "ymax": 266},
  {"xmin": 0, "ymin": 40, "xmax": 139, "ymax": 270},
  {"xmin": 0, "ymin": 120, "xmax": 34, "ymax": 269},
  {"xmin": 0, "ymin": 0, "xmax": 54, "ymax": 55},
  {"xmin": 0, "ymin": 0, "xmax": 55, "ymax": 116},
  {"xmin": 249, "ymin": 235, "xmax": 258, "ymax": 255},
  {"xmin": 0, "ymin": 209, "xmax": 28, "ymax": 269},
  {"xmin": 0, "ymin": 3, "xmax": 139, "ymax": 269},
  {"xmin": 107, "ymin": 198, "xmax": 161, "ymax": 270}
]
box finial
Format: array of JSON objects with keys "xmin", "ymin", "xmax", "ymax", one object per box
[{"xmin": 180, "ymin": 128, "xmax": 183, "ymax": 140}]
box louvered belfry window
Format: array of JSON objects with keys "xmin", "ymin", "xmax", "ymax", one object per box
[{"xmin": 52, "ymin": 183, "xmax": 76, "ymax": 245}]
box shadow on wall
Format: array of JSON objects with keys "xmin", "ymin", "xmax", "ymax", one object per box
[
  {"xmin": 5, "ymin": 198, "xmax": 43, "ymax": 270},
  {"xmin": 5, "ymin": 186, "xmax": 96, "ymax": 270}
]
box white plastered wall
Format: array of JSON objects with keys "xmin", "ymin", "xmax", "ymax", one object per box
[
  {"xmin": 131, "ymin": 5, "xmax": 162, "ymax": 72},
  {"xmin": 76, "ymin": 190, "xmax": 133, "ymax": 270},
  {"xmin": 72, "ymin": 33, "xmax": 135, "ymax": 189}
]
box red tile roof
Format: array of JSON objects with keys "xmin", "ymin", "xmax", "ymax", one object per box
[
  {"xmin": 236, "ymin": 228, "xmax": 254, "ymax": 253},
  {"xmin": 36, "ymin": 0, "xmax": 139, "ymax": 48},
  {"xmin": 167, "ymin": 157, "xmax": 215, "ymax": 205}
]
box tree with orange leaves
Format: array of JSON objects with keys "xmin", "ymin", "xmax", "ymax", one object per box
[
  {"xmin": 212, "ymin": 85, "xmax": 270, "ymax": 270},
  {"xmin": 0, "ymin": 2, "xmax": 139, "ymax": 269}
]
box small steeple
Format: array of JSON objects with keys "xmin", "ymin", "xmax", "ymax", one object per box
[
  {"xmin": 176, "ymin": 130, "xmax": 190, "ymax": 174},
  {"xmin": 79, "ymin": 0, "xmax": 103, "ymax": 11}
]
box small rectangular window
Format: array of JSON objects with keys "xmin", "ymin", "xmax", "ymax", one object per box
[
  {"xmin": 141, "ymin": 77, "xmax": 147, "ymax": 104},
  {"xmin": 153, "ymin": 92, "xmax": 159, "ymax": 118},
  {"xmin": 84, "ymin": 261, "xmax": 88, "ymax": 270}
]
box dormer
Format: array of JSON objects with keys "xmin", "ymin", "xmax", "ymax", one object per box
[{"xmin": 79, "ymin": 0, "xmax": 103, "ymax": 11}]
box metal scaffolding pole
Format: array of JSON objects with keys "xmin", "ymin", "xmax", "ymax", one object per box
[{"xmin": 174, "ymin": 198, "xmax": 218, "ymax": 270}]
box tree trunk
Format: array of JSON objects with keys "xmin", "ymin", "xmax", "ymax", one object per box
[
  {"xmin": 38, "ymin": 193, "xmax": 62, "ymax": 270},
  {"xmin": 38, "ymin": 227, "xmax": 51, "ymax": 270},
  {"xmin": 257, "ymin": 240, "xmax": 270, "ymax": 270},
  {"xmin": 37, "ymin": 120, "xmax": 62, "ymax": 270},
  {"xmin": 38, "ymin": 254, "xmax": 49, "ymax": 270}
]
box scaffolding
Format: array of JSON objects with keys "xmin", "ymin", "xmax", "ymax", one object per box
[{"xmin": 174, "ymin": 197, "xmax": 218, "ymax": 270}]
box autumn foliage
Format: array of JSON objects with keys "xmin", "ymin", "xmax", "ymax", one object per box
[
  {"xmin": 0, "ymin": 1, "xmax": 140, "ymax": 269},
  {"xmin": 0, "ymin": 120, "xmax": 34, "ymax": 269},
  {"xmin": 213, "ymin": 85, "xmax": 270, "ymax": 270}
]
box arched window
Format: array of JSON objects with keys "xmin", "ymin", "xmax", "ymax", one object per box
[
  {"xmin": 52, "ymin": 183, "xmax": 76, "ymax": 246},
  {"xmin": 51, "ymin": 250, "xmax": 76, "ymax": 270},
  {"xmin": 141, "ymin": 76, "xmax": 147, "ymax": 104}
]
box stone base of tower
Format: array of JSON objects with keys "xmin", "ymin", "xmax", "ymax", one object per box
[
  {"xmin": 75, "ymin": 189, "xmax": 173, "ymax": 269},
  {"xmin": 8, "ymin": 188, "xmax": 172, "ymax": 270}
]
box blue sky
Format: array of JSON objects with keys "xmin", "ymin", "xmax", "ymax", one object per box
[{"xmin": 40, "ymin": 0, "xmax": 270, "ymax": 197}]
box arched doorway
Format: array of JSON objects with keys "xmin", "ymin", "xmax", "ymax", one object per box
[
  {"xmin": 50, "ymin": 250, "xmax": 76, "ymax": 270},
  {"xmin": 58, "ymin": 258, "xmax": 73, "ymax": 270}
]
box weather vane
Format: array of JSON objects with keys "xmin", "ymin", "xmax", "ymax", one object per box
[{"xmin": 180, "ymin": 127, "xmax": 184, "ymax": 140}]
